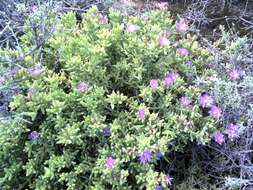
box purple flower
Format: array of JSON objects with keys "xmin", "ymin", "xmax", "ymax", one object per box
[
  {"xmin": 164, "ymin": 71, "xmax": 177, "ymax": 86},
  {"xmin": 166, "ymin": 72, "xmax": 177, "ymax": 80},
  {"xmin": 77, "ymin": 82, "xmax": 89, "ymax": 93},
  {"xmin": 177, "ymin": 48, "xmax": 189, "ymax": 56},
  {"xmin": 229, "ymin": 69, "xmax": 240, "ymax": 81},
  {"xmin": 105, "ymin": 156, "xmax": 116, "ymax": 169},
  {"xmin": 99, "ymin": 14, "xmax": 108, "ymax": 24},
  {"xmin": 164, "ymin": 175, "xmax": 173, "ymax": 185},
  {"xmin": 29, "ymin": 66, "xmax": 44, "ymax": 76},
  {"xmin": 176, "ymin": 20, "xmax": 189, "ymax": 32},
  {"xmin": 103, "ymin": 127, "xmax": 111, "ymax": 137},
  {"xmin": 137, "ymin": 108, "xmax": 146, "ymax": 119},
  {"xmin": 8, "ymin": 67, "xmax": 19, "ymax": 76},
  {"xmin": 186, "ymin": 60, "xmax": 193, "ymax": 66},
  {"xmin": 139, "ymin": 148, "xmax": 152, "ymax": 164},
  {"xmin": 159, "ymin": 36, "xmax": 169, "ymax": 47},
  {"xmin": 180, "ymin": 96, "xmax": 192, "ymax": 108},
  {"xmin": 156, "ymin": 150, "xmax": 163, "ymax": 159},
  {"xmin": 209, "ymin": 106, "xmax": 222, "ymax": 119},
  {"xmin": 199, "ymin": 94, "xmax": 214, "ymax": 108},
  {"xmin": 163, "ymin": 77, "xmax": 173, "ymax": 87},
  {"xmin": 126, "ymin": 24, "xmax": 139, "ymax": 33},
  {"xmin": 143, "ymin": 15, "xmax": 149, "ymax": 22},
  {"xmin": 225, "ymin": 123, "xmax": 239, "ymax": 140},
  {"xmin": 213, "ymin": 131, "xmax": 225, "ymax": 145},
  {"xmin": 155, "ymin": 185, "xmax": 163, "ymax": 190},
  {"xmin": 28, "ymin": 131, "xmax": 39, "ymax": 140},
  {"xmin": 150, "ymin": 79, "xmax": 158, "ymax": 89}
]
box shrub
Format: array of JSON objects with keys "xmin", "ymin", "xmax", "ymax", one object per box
[
  {"xmin": 0, "ymin": 7, "xmax": 220, "ymax": 190},
  {"xmin": 196, "ymin": 27, "xmax": 253, "ymax": 189},
  {"xmin": 169, "ymin": 27, "xmax": 253, "ymax": 190}
]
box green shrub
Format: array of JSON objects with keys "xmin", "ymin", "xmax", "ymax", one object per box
[{"xmin": 0, "ymin": 7, "xmax": 218, "ymax": 190}]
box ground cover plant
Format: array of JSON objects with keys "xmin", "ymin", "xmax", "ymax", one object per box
[{"xmin": 0, "ymin": 5, "xmax": 229, "ymax": 189}]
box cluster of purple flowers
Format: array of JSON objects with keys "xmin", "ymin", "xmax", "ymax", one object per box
[
  {"xmin": 149, "ymin": 72, "xmax": 178, "ymax": 90},
  {"xmin": 213, "ymin": 131, "xmax": 225, "ymax": 145},
  {"xmin": 180, "ymin": 96, "xmax": 192, "ymax": 108},
  {"xmin": 225, "ymin": 123, "xmax": 240, "ymax": 140},
  {"xmin": 164, "ymin": 72, "xmax": 177, "ymax": 87},
  {"xmin": 199, "ymin": 93, "xmax": 222, "ymax": 119},
  {"xmin": 139, "ymin": 148, "xmax": 152, "ymax": 164},
  {"xmin": 213, "ymin": 123, "xmax": 240, "ymax": 144}
]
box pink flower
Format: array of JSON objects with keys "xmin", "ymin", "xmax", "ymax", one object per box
[
  {"xmin": 213, "ymin": 131, "xmax": 225, "ymax": 145},
  {"xmin": 229, "ymin": 69, "xmax": 240, "ymax": 80},
  {"xmin": 77, "ymin": 82, "xmax": 89, "ymax": 93},
  {"xmin": 199, "ymin": 94, "xmax": 214, "ymax": 108},
  {"xmin": 209, "ymin": 106, "xmax": 222, "ymax": 119},
  {"xmin": 143, "ymin": 15, "xmax": 149, "ymax": 22},
  {"xmin": 180, "ymin": 96, "xmax": 192, "ymax": 108},
  {"xmin": 150, "ymin": 79, "xmax": 158, "ymax": 89},
  {"xmin": 163, "ymin": 72, "xmax": 177, "ymax": 87},
  {"xmin": 137, "ymin": 108, "xmax": 146, "ymax": 119},
  {"xmin": 105, "ymin": 156, "xmax": 116, "ymax": 169},
  {"xmin": 176, "ymin": 20, "xmax": 189, "ymax": 32},
  {"xmin": 126, "ymin": 24, "xmax": 139, "ymax": 33},
  {"xmin": 159, "ymin": 36, "xmax": 169, "ymax": 47},
  {"xmin": 163, "ymin": 77, "xmax": 173, "ymax": 87},
  {"xmin": 177, "ymin": 48, "xmax": 189, "ymax": 56}
]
